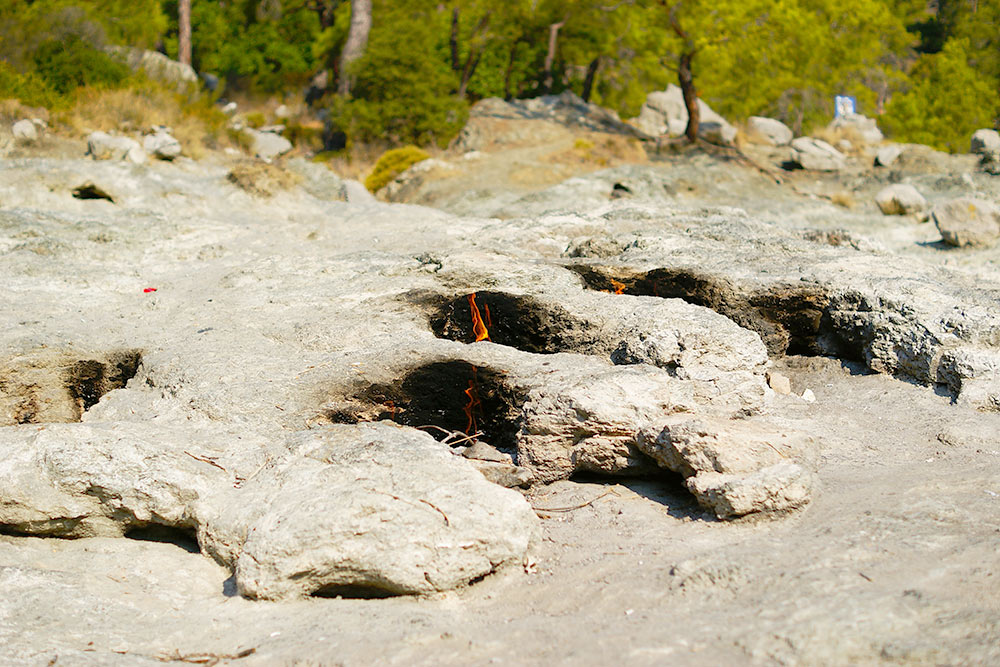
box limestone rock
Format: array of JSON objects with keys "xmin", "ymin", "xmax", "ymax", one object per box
[
  {"xmin": 932, "ymin": 198, "xmax": 1000, "ymax": 248},
  {"xmin": 746, "ymin": 116, "xmax": 793, "ymax": 146},
  {"xmin": 87, "ymin": 131, "xmax": 146, "ymax": 164},
  {"xmin": 143, "ymin": 129, "xmax": 182, "ymax": 160},
  {"xmin": 106, "ymin": 46, "xmax": 198, "ymax": 93},
  {"xmin": 634, "ymin": 85, "xmax": 737, "ymax": 144},
  {"xmin": 970, "ymin": 129, "xmax": 1000, "ymax": 157},
  {"xmin": 875, "ymin": 144, "xmax": 903, "ymax": 167},
  {"xmin": 790, "ymin": 137, "xmax": 846, "ymax": 171},
  {"xmin": 215, "ymin": 423, "xmax": 539, "ymax": 600},
  {"xmin": 828, "ymin": 113, "xmax": 883, "ymax": 144},
  {"xmin": 638, "ymin": 417, "xmax": 817, "ymax": 519},
  {"xmin": 875, "ymin": 184, "xmax": 927, "ymax": 215},
  {"xmin": 247, "ymin": 128, "xmax": 292, "ymax": 160},
  {"xmin": 12, "ymin": 119, "xmax": 38, "ymax": 143}
]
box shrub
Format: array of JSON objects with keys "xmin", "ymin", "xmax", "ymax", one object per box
[
  {"xmin": 364, "ymin": 145, "xmax": 430, "ymax": 193},
  {"xmin": 32, "ymin": 35, "xmax": 131, "ymax": 95},
  {"xmin": 0, "ymin": 61, "xmax": 63, "ymax": 109}
]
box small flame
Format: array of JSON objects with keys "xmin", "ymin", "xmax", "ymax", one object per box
[
  {"xmin": 463, "ymin": 376, "xmax": 482, "ymax": 435},
  {"xmin": 468, "ymin": 293, "xmax": 490, "ymax": 342},
  {"xmin": 609, "ymin": 279, "xmax": 626, "ymax": 295}
]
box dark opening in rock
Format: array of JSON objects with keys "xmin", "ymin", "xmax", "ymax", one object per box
[
  {"xmin": 428, "ymin": 291, "xmax": 594, "ymax": 354},
  {"xmin": 325, "ymin": 360, "xmax": 526, "ymax": 453},
  {"xmin": 66, "ymin": 350, "xmax": 143, "ymax": 412},
  {"xmin": 72, "ymin": 182, "xmax": 115, "ymax": 202},
  {"xmin": 124, "ymin": 524, "xmax": 200, "ymax": 554},
  {"xmin": 311, "ymin": 584, "xmax": 398, "ymax": 599},
  {"xmin": 1, "ymin": 349, "xmax": 143, "ymax": 425},
  {"xmin": 569, "ymin": 265, "xmax": 857, "ymax": 359}
]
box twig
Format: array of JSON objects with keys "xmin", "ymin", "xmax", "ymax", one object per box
[
  {"xmin": 373, "ymin": 490, "xmax": 451, "ymax": 526},
  {"xmin": 233, "ymin": 456, "xmax": 271, "ymax": 489},
  {"xmin": 532, "ymin": 490, "xmax": 614, "ymax": 515},
  {"xmin": 154, "ymin": 647, "xmax": 256, "ymax": 665},
  {"xmin": 858, "ymin": 572, "xmax": 873, "ymax": 582},
  {"xmin": 183, "ymin": 451, "xmax": 227, "ymax": 473},
  {"xmin": 415, "ymin": 425, "xmax": 483, "ymax": 446},
  {"xmin": 418, "ymin": 499, "xmax": 451, "ymax": 526}
]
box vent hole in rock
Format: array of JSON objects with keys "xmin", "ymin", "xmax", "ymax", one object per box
[
  {"xmin": 311, "ymin": 584, "xmax": 398, "ymax": 599},
  {"xmin": 1, "ymin": 349, "xmax": 142, "ymax": 425},
  {"xmin": 325, "ymin": 360, "xmax": 526, "ymax": 453},
  {"xmin": 124, "ymin": 524, "xmax": 200, "ymax": 554},
  {"xmin": 569, "ymin": 265, "xmax": 859, "ymax": 359},
  {"xmin": 429, "ymin": 291, "xmax": 594, "ymax": 354}
]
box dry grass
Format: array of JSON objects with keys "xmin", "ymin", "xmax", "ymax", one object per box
[
  {"xmin": 830, "ymin": 191, "xmax": 856, "ymax": 209},
  {"xmin": 0, "ymin": 99, "xmax": 50, "ymax": 125},
  {"xmin": 55, "ymin": 84, "xmax": 232, "ymax": 159},
  {"xmin": 227, "ymin": 160, "xmax": 302, "ymax": 197},
  {"xmin": 546, "ymin": 132, "xmax": 648, "ymax": 168},
  {"xmin": 812, "ymin": 125, "xmax": 867, "ymax": 157}
]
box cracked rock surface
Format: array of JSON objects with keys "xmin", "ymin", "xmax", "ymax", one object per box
[{"xmin": 1, "ymin": 131, "xmax": 999, "ymax": 665}]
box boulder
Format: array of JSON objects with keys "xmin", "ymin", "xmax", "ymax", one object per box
[
  {"xmin": 86, "ymin": 131, "xmax": 147, "ymax": 164},
  {"xmin": 634, "ymin": 84, "xmax": 738, "ymax": 144},
  {"xmin": 12, "ymin": 119, "xmax": 38, "ymax": 143},
  {"xmin": 638, "ymin": 417, "xmax": 817, "ymax": 519},
  {"xmin": 875, "ymin": 184, "xmax": 927, "ymax": 215},
  {"xmin": 106, "ymin": 46, "xmax": 198, "ymax": 94},
  {"xmin": 970, "ymin": 129, "xmax": 1000, "ymax": 156},
  {"xmin": 143, "ymin": 129, "xmax": 182, "ymax": 160},
  {"xmin": 247, "ymin": 128, "xmax": 292, "ymax": 161},
  {"xmin": 790, "ymin": 137, "xmax": 846, "ymax": 171},
  {"xmin": 828, "ymin": 113, "xmax": 883, "ymax": 144},
  {"xmin": 745, "ymin": 116, "xmax": 793, "ymax": 146},
  {"xmin": 874, "ymin": 144, "xmax": 903, "ymax": 167},
  {"xmin": 932, "ymin": 198, "xmax": 1000, "ymax": 248}
]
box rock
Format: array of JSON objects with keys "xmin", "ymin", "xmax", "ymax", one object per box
[
  {"xmin": 875, "ymin": 144, "xmax": 903, "ymax": 167},
  {"xmin": 932, "ymin": 198, "xmax": 1000, "ymax": 248},
  {"xmin": 767, "ymin": 371, "xmax": 792, "ymax": 395},
  {"xmin": 106, "ymin": 46, "xmax": 198, "ymax": 93},
  {"xmin": 12, "ymin": 119, "xmax": 38, "ymax": 143},
  {"xmin": 215, "ymin": 423, "xmax": 539, "ymax": 600},
  {"xmin": 285, "ymin": 158, "xmax": 347, "ymax": 201},
  {"xmin": 342, "ymin": 179, "xmax": 377, "ymax": 204},
  {"xmin": 465, "ymin": 460, "xmax": 534, "ymax": 488},
  {"xmin": 745, "ymin": 116, "xmax": 793, "ymax": 146},
  {"xmin": 247, "ymin": 128, "xmax": 292, "ymax": 161},
  {"xmin": 801, "ymin": 389, "xmax": 816, "ymax": 403},
  {"xmin": 875, "ymin": 184, "xmax": 927, "ymax": 215},
  {"xmin": 143, "ymin": 130, "xmax": 182, "ymax": 160},
  {"xmin": 0, "ymin": 421, "xmax": 538, "ymax": 600},
  {"xmin": 970, "ymin": 129, "xmax": 1000, "ymax": 157},
  {"xmin": 634, "ymin": 84, "xmax": 738, "ymax": 144},
  {"xmin": 463, "ymin": 441, "xmax": 513, "ymax": 463},
  {"xmin": 274, "ymin": 104, "xmax": 290, "ymax": 119},
  {"xmin": 790, "ymin": 137, "xmax": 846, "ymax": 171},
  {"xmin": 87, "ymin": 131, "xmax": 146, "ymax": 164},
  {"xmin": 828, "ymin": 113, "xmax": 883, "ymax": 144},
  {"xmin": 638, "ymin": 417, "xmax": 817, "ymax": 519}
]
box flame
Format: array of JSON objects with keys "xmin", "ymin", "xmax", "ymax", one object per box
[
  {"xmin": 463, "ymin": 375, "xmax": 482, "ymax": 435},
  {"xmin": 609, "ymin": 279, "xmax": 626, "ymax": 295},
  {"xmin": 467, "ymin": 293, "xmax": 490, "ymax": 342}
]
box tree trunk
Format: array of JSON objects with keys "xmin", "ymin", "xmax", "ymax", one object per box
[
  {"xmin": 503, "ymin": 41, "xmax": 521, "ymax": 100},
  {"xmin": 450, "ymin": 7, "xmax": 460, "ymax": 72},
  {"xmin": 178, "ymin": 0, "xmax": 191, "ymax": 66},
  {"xmin": 581, "ymin": 56, "xmax": 603, "ymax": 102},
  {"xmin": 542, "ymin": 21, "xmax": 565, "ymax": 94},
  {"xmin": 678, "ymin": 50, "xmax": 698, "ymax": 143},
  {"xmin": 337, "ymin": 0, "xmax": 373, "ymax": 96}
]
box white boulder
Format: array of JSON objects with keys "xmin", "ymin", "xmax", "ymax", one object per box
[
  {"xmin": 143, "ymin": 129, "xmax": 182, "ymax": 160},
  {"xmin": 970, "ymin": 129, "xmax": 1000, "ymax": 156},
  {"xmin": 12, "ymin": 119, "xmax": 38, "ymax": 143},
  {"xmin": 828, "ymin": 113, "xmax": 883, "ymax": 144},
  {"xmin": 87, "ymin": 131, "xmax": 147, "ymax": 164},
  {"xmin": 932, "ymin": 198, "xmax": 1000, "ymax": 248},
  {"xmin": 875, "ymin": 184, "xmax": 927, "ymax": 216},
  {"xmin": 634, "ymin": 84, "xmax": 738, "ymax": 144},
  {"xmin": 790, "ymin": 137, "xmax": 846, "ymax": 171},
  {"xmin": 746, "ymin": 116, "xmax": 793, "ymax": 146}
]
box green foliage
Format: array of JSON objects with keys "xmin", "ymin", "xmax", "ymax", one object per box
[
  {"xmin": 0, "ymin": 61, "xmax": 63, "ymax": 109},
  {"xmin": 331, "ymin": 5, "xmax": 468, "ymax": 147},
  {"xmin": 32, "ymin": 35, "xmax": 132, "ymax": 96},
  {"xmin": 881, "ymin": 38, "xmax": 997, "ymax": 152},
  {"xmin": 364, "ymin": 145, "xmax": 430, "ymax": 192}
]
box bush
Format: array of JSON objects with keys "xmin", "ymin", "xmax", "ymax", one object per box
[
  {"xmin": 364, "ymin": 145, "xmax": 430, "ymax": 193},
  {"xmin": 0, "ymin": 61, "xmax": 63, "ymax": 109},
  {"xmin": 33, "ymin": 35, "xmax": 131, "ymax": 95}
]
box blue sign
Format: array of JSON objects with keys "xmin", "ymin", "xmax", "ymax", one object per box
[{"xmin": 835, "ymin": 96, "xmax": 856, "ymax": 118}]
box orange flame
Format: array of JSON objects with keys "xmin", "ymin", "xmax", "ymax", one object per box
[
  {"xmin": 468, "ymin": 293, "xmax": 490, "ymax": 342},
  {"xmin": 463, "ymin": 376, "xmax": 482, "ymax": 435},
  {"xmin": 609, "ymin": 279, "xmax": 626, "ymax": 295}
]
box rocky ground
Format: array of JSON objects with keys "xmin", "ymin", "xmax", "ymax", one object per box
[{"xmin": 0, "ymin": 102, "xmax": 998, "ymax": 666}]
